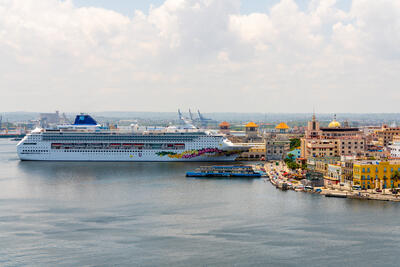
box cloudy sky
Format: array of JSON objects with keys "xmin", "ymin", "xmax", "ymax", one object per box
[{"xmin": 1, "ymin": 0, "xmax": 399, "ymax": 113}]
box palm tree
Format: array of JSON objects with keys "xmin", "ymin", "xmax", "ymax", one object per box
[{"xmin": 391, "ymin": 170, "xmax": 400, "ymax": 189}]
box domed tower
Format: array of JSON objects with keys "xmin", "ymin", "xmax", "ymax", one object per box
[
  {"xmin": 328, "ymin": 114, "xmax": 341, "ymax": 128},
  {"xmin": 245, "ymin": 122, "xmax": 259, "ymax": 138},
  {"xmin": 219, "ymin": 121, "xmax": 230, "ymax": 134},
  {"xmin": 275, "ymin": 122, "xmax": 290, "ymax": 133}
]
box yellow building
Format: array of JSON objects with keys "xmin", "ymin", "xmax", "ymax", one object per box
[
  {"xmin": 353, "ymin": 161, "xmax": 400, "ymax": 189},
  {"xmin": 240, "ymin": 145, "xmax": 266, "ymax": 160}
]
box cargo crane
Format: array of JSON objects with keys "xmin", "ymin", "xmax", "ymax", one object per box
[
  {"xmin": 189, "ymin": 109, "xmax": 194, "ymax": 121},
  {"xmin": 178, "ymin": 109, "xmax": 216, "ymax": 128},
  {"xmin": 177, "ymin": 109, "xmax": 196, "ymax": 129},
  {"xmin": 197, "ymin": 110, "xmax": 213, "ymax": 123}
]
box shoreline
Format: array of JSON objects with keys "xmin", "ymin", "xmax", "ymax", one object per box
[{"xmin": 265, "ymin": 162, "xmax": 400, "ymax": 202}]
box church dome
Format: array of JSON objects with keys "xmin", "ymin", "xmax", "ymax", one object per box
[
  {"xmin": 328, "ymin": 120, "xmax": 341, "ymax": 128},
  {"xmin": 328, "ymin": 114, "xmax": 341, "ymax": 128}
]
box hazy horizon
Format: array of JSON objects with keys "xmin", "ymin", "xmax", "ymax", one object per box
[{"xmin": 2, "ymin": 110, "xmax": 400, "ymax": 124}]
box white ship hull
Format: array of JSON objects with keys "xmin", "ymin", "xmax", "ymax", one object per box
[{"xmin": 18, "ymin": 150, "xmax": 239, "ymax": 162}]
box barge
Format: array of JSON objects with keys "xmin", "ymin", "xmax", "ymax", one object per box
[{"xmin": 186, "ymin": 165, "xmax": 263, "ymax": 178}]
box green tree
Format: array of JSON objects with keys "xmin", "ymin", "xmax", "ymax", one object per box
[
  {"xmin": 287, "ymin": 161, "xmax": 299, "ymax": 170},
  {"xmin": 290, "ymin": 138, "xmax": 301, "ymax": 150}
]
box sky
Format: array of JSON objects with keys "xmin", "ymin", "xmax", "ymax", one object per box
[{"xmin": 1, "ymin": 0, "xmax": 399, "ymax": 113}]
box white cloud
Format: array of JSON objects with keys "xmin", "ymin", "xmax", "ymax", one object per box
[{"xmin": 0, "ymin": 0, "xmax": 400, "ymax": 113}]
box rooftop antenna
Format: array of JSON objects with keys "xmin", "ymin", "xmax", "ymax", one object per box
[{"xmin": 312, "ymin": 107, "xmax": 316, "ymax": 121}]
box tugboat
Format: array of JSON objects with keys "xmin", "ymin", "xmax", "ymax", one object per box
[{"xmin": 186, "ymin": 165, "xmax": 263, "ymax": 178}]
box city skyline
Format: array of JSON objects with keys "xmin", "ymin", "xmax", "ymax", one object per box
[{"xmin": 1, "ymin": 0, "xmax": 399, "ymax": 113}]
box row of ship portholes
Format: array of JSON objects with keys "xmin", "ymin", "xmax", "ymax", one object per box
[
  {"xmin": 57, "ymin": 150, "xmax": 151, "ymax": 153},
  {"xmin": 21, "ymin": 150, "xmax": 48, "ymax": 153}
]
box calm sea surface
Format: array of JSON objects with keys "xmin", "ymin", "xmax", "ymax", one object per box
[{"xmin": 1, "ymin": 139, "xmax": 400, "ymax": 266}]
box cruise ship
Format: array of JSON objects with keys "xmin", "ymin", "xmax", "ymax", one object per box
[{"xmin": 17, "ymin": 114, "xmax": 249, "ymax": 161}]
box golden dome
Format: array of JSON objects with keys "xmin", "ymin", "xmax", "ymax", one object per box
[
  {"xmin": 328, "ymin": 120, "xmax": 341, "ymax": 128},
  {"xmin": 328, "ymin": 121, "xmax": 341, "ymax": 128},
  {"xmin": 245, "ymin": 122, "xmax": 258, "ymax": 128},
  {"xmin": 275, "ymin": 122, "xmax": 290, "ymax": 130},
  {"xmin": 328, "ymin": 114, "xmax": 341, "ymax": 128}
]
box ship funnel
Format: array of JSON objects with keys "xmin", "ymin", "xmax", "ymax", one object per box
[{"xmin": 73, "ymin": 114, "xmax": 97, "ymax": 125}]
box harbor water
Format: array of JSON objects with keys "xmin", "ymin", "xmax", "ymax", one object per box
[{"xmin": 1, "ymin": 139, "xmax": 400, "ymax": 266}]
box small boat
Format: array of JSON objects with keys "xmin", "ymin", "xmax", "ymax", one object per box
[
  {"xmin": 325, "ymin": 193, "xmax": 347, "ymax": 198},
  {"xmin": 186, "ymin": 165, "xmax": 262, "ymax": 178}
]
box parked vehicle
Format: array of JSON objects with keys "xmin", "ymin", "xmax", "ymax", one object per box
[{"xmin": 304, "ymin": 185, "xmax": 313, "ymax": 191}]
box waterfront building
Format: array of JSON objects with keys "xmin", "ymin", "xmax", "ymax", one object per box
[
  {"xmin": 307, "ymin": 157, "xmax": 340, "ymax": 174},
  {"xmin": 353, "ymin": 161, "xmax": 400, "ymax": 189},
  {"xmin": 305, "ymin": 171, "xmax": 325, "ymax": 187},
  {"xmin": 239, "ymin": 144, "xmax": 266, "ymax": 161},
  {"xmin": 340, "ymin": 156, "xmax": 356, "ymax": 183},
  {"xmin": 265, "ymin": 133, "xmax": 290, "ymax": 161},
  {"xmin": 325, "ymin": 163, "xmax": 342, "ymax": 186}
]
